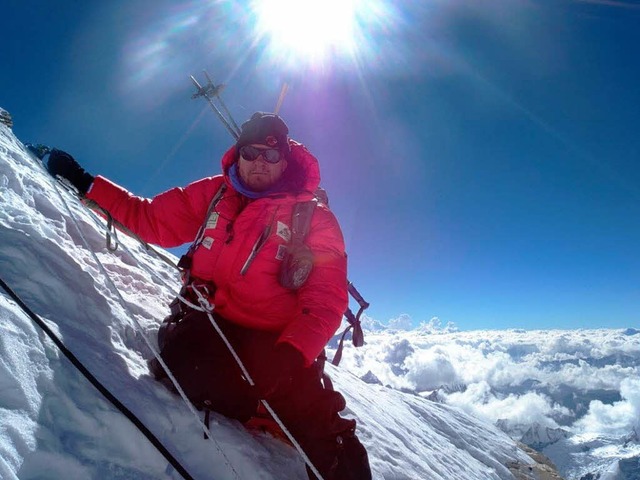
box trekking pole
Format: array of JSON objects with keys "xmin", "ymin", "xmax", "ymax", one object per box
[{"xmin": 189, "ymin": 288, "xmax": 326, "ymax": 480}]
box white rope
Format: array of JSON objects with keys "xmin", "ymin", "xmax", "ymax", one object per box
[
  {"xmin": 77, "ymin": 194, "xmax": 326, "ymax": 480},
  {"xmin": 189, "ymin": 287, "xmax": 326, "ymax": 480},
  {"xmin": 79, "ymin": 199, "xmax": 181, "ymax": 295},
  {"xmin": 176, "ymin": 294, "xmax": 203, "ymax": 312},
  {"xmin": 88, "ymin": 204, "xmax": 326, "ymax": 480},
  {"xmin": 29, "ymin": 151, "xmax": 242, "ymax": 480}
]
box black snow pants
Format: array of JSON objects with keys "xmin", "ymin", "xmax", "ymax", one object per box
[{"xmin": 150, "ymin": 309, "xmax": 371, "ymax": 480}]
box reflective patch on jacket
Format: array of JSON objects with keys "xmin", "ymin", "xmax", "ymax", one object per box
[
  {"xmin": 206, "ymin": 212, "xmax": 219, "ymax": 229},
  {"xmin": 276, "ymin": 221, "xmax": 291, "ymax": 242}
]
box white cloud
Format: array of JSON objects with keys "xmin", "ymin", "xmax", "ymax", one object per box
[
  {"xmin": 415, "ymin": 317, "xmax": 458, "ymax": 334},
  {"xmin": 574, "ymin": 378, "xmax": 640, "ymax": 437},
  {"xmin": 388, "ymin": 313, "xmax": 413, "ymax": 331},
  {"xmin": 405, "ymin": 347, "xmax": 459, "ymax": 391},
  {"xmin": 444, "ymin": 382, "xmax": 566, "ymax": 429},
  {"xmin": 334, "ymin": 326, "xmax": 640, "ymax": 444}
]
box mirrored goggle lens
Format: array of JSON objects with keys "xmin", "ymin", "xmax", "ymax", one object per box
[{"xmin": 239, "ymin": 146, "xmax": 282, "ymax": 164}]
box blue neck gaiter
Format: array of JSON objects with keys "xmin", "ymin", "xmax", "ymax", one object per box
[{"xmin": 228, "ymin": 163, "xmax": 281, "ymax": 199}]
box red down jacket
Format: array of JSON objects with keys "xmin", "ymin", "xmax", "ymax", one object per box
[{"xmin": 87, "ymin": 141, "xmax": 348, "ymax": 365}]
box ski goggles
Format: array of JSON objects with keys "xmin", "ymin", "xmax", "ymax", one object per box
[{"xmin": 239, "ymin": 145, "xmax": 283, "ymax": 164}]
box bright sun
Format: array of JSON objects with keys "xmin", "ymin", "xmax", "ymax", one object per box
[{"xmin": 251, "ymin": 0, "xmax": 372, "ymax": 65}]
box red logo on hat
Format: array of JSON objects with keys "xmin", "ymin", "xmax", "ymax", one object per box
[{"xmin": 265, "ymin": 135, "xmax": 278, "ymax": 147}]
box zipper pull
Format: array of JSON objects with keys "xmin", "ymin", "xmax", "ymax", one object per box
[
  {"xmin": 240, "ymin": 225, "xmax": 270, "ymax": 275},
  {"xmin": 240, "ymin": 207, "xmax": 279, "ymax": 275}
]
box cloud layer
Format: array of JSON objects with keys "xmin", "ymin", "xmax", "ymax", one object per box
[{"xmin": 334, "ymin": 318, "xmax": 640, "ymax": 440}]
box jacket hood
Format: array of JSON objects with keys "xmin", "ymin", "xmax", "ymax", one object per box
[{"xmin": 220, "ymin": 140, "xmax": 321, "ymax": 196}]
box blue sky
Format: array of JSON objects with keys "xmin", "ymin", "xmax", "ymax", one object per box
[{"xmin": 3, "ymin": 0, "xmax": 640, "ymax": 330}]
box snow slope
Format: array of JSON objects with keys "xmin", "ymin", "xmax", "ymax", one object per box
[{"xmin": 0, "ymin": 120, "xmax": 535, "ymax": 479}]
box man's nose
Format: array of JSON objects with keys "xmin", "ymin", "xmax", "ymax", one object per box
[{"xmin": 255, "ymin": 156, "xmax": 271, "ymax": 165}]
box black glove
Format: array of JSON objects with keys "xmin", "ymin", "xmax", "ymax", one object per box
[
  {"xmin": 255, "ymin": 343, "xmax": 305, "ymax": 399},
  {"xmin": 47, "ymin": 149, "xmax": 94, "ymax": 195}
]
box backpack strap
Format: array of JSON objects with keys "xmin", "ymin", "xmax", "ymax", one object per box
[
  {"xmin": 177, "ymin": 182, "xmax": 227, "ymax": 282},
  {"xmin": 290, "ymin": 200, "xmax": 317, "ymax": 245},
  {"xmin": 170, "ymin": 182, "xmax": 227, "ymax": 321},
  {"xmin": 279, "ymin": 199, "xmax": 317, "ymax": 290}
]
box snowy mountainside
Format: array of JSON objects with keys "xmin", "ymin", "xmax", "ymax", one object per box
[{"xmin": 0, "ymin": 120, "xmax": 537, "ymax": 479}]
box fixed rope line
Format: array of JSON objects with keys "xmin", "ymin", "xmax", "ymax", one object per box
[
  {"xmin": 86, "ymin": 193, "xmax": 325, "ymax": 478},
  {"xmin": 83, "ymin": 198, "xmax": 179, "ymax": 271},
  {"xmin": 51, "ymin": 177, "xmax": 243, "ymax": 480},
  {"xmin": 64, "ymin": 192, "xmax": 182, "ymax": 295},
  {"xmin": 189, "ymin": 288, "xmax": 326, "ymax": 480},
  {"xmin": 80, "ymin": 186, "xmax": 325, "ymax": 478},
  {"xmin": 0, "ymin": 275, "xmax": 195, "ymax": 480},
  {"xmin": 26, "ymin": 149, "xmax": 242, "ymax": 480},
  {"xmin": 49, "ymin": 176, "xmax": 178, "ymax": 273}
]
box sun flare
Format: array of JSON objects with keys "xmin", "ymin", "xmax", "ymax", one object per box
[{"xmin": 251, "ymin": 0, "xmax": 385, "ymax": 66}]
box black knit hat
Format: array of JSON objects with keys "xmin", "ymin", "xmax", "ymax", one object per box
[{"xmin": 236, "ymin": 112, "xmax": 290, "ymax": 152}]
